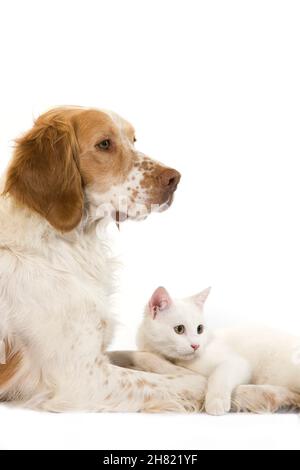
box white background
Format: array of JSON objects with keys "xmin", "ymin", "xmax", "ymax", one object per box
[{"xmin": 0, "ymin": 0, "xmax": 300, "ymax": 450}]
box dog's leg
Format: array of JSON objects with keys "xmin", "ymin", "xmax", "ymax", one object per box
[
  {"xmin": 108, "ymin": 351, "xmax": 194, "ymax": 375},
  {"xmin": 99, "ymin": 362, "xmax": 206, "ymax": 413},
  {"xmin": 232, "ymin": 384, "xmax": 300, "ymax": 413},
  {"xmin": 31, "ymin": 336, "xmax": 207, "ymax": 413},
  {"xmin": 39, "ymin": 359, "xmax": 207, "ymax": 413}
]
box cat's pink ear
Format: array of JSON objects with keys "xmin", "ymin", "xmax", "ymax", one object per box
[
  {"xmin": 192, "ymin": 287, "xmax": 211, "ymax": 308},
  {"xmin": 149, "ymin": 287, "xmax": 172, "ymax": 319}
]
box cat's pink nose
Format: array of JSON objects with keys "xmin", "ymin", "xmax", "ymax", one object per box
[{"xmin": 191, "ymin": 344, "xmax": 199, "ymax": 351}]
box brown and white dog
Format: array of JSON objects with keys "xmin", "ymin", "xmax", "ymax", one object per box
[
  {"xmin": 0, "ymin": 107, "xmax": 289, "ymax": 412},
  {"xmin": 0, "ymin": 107, "xmax": 208, "ymax": 412}
]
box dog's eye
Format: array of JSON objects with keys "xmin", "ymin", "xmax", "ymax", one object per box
[
  {"xmin": 174, "ymin": 325, "xmax": 185, "ymax": 335},
  {"xmin": 197, "ymin": 325, "xmax": 204, "ymax": 335},
  {"xmin": 133, "ymin": 137, "xmax": 137, "ymax": 144},
  {"xmin": 97, "ymin": 139, "xmax": 111, "ymax": 151}
]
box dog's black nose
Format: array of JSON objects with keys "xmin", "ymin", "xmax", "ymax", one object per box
[{"xmin": 159, "ymin": 168, "xmax": 181, "ymax": 189}]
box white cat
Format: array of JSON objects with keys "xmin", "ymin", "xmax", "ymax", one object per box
[{"xmin": 137, "ymin": 287, "xmax": 300, "ymax": 415}]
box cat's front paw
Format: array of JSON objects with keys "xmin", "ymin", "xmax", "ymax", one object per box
[{"xmin": 205, "ymin": 395, "xmax": 231, "ymax": 416}]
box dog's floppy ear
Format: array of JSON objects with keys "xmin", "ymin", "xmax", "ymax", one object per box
[{"xmin": 4, "ymin": 113, "xmax": 84, "ymax": 232}]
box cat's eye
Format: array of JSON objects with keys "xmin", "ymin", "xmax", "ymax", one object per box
[
  {"xmin": 197, "ymin": 325, "xmax": 204, "ymax": 335},
  {"xmin": 174, "ymin": 325, "xmax": 185, "ymax": 335},
  {"xmin": 96, "ymin": 139, "xmax": 111, "ymax": 151}
]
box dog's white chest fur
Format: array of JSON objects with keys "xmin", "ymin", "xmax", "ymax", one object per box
[{"xmin": 0, "ymin": 201, "xmax": 117, "ymax": 400}]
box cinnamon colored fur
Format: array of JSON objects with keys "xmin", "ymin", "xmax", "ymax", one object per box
[{"xmin": 0, "ymin": 341, "xmax": 23, "ymax": 390}]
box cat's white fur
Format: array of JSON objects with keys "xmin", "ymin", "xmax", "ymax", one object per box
[{"xmin": 137, "ymin": 287, "xmax": 300, "ymax": 415}]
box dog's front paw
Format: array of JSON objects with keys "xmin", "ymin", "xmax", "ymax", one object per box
[{"xmin": 205, "ymin": 395, "xmax": 231, "ymax": 416}]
